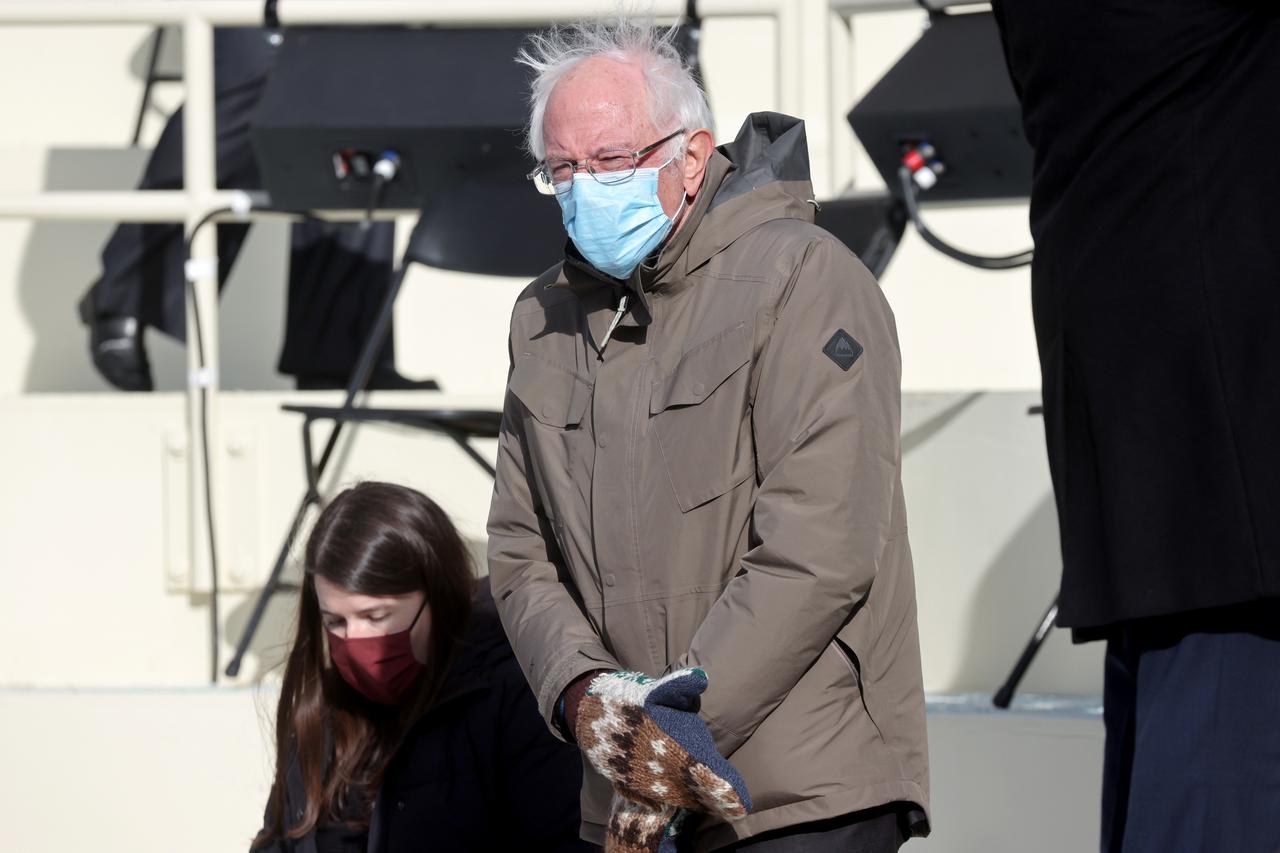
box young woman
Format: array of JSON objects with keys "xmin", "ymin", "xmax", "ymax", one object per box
[{"xmin": 253, "ymin": 481, "xmax": 593, "ymax": 853}]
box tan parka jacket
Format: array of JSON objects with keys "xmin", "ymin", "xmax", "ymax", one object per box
[{"xmin": 487, "ymin": 113, "xmax": 929, "ymax": 850}]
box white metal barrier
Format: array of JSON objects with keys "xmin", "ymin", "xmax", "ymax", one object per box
[{"xmin": 0, "ymin": 0, "xmax": 912, "ymax": 669}]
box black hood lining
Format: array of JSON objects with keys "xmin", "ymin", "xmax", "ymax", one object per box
[{"xmin": 712, "ymin": 112, "xmax": 811, "ymax": 209}]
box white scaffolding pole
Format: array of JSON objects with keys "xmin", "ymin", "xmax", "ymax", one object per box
[
  {"xmin": 182, "ymin": 11, "xmax": 219, "ymax": 603},
  {"xmin": 0, "ymin": 190, "xmax": 262, "ymax": 220},
  {"xmin": 0, "ymin": 0, "xmax": 799, "ymax": 25}
]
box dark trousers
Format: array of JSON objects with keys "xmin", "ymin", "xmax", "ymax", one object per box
[
  {"xmin": 78, "ymin": 27, "xmax": 396, "ymax": 383},
  {"xmin": 1101, "ymin": 602, "xmax": 1280, "ymax": 853},
  {"xmin": 699, "ymin": 805, "xmax": 910, "ymax": 853}
]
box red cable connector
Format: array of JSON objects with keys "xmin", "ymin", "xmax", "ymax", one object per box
[{"xmin": 901, "ymin": 142, "xmax": 946, "ymax": 191}]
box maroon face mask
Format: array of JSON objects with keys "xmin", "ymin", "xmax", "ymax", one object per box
[{"xmin": 327, "ymin": 599, "xmax": 427, "ymax": 705}]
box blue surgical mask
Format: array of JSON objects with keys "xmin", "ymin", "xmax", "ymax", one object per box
[{"xmin": 557, "ymin": 165, "xmax": 685, "ymax": 280}]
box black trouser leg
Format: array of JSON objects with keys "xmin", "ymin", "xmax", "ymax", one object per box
[
  {"xmin": 81, "ymin": 28, "xmax": 274, "ymax": 336},
  {"xmin": 1101, "ymin": 633, "xmax": 1138, "ymax": 852},
  {"xmin": 81, "ymin": 25, "xmax": 400, "ymax": 383},
  {"xmin": 78, "ymin": 73, "xmax": 266, "ymax": 340},
  {"xmin": 1101, "ymin": 603, "xmax": 1280, "ymax": 853},
  {"xmin": 276, "ymin": 219, "xmax": 397, "ymax": 383},
  {"xmin": 715, "ymin": 805, "xmax": 908, "ymax": 852}
]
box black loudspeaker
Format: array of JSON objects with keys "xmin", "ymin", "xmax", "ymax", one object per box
[
  {"xmin": 250, "ymin": 26, "xmax": 566, "ymax": 277},
  {"xmin": 813, "ymin": 192, "xmax": 907, "ymax": 279},
  {"xmin": 848, "ymin": 11, "xmax": 1032, "ymax": 203},
  {"xmin": 251, "ymin": 27, "xmax": 542, "ymax": 209}
]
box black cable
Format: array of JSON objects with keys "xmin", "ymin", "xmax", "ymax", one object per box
[
  {"xmin": 364, "ymin": 175, "xmax": 389, "ymax": 229},
  {"xmin": 363, "ymin": 152, "xmax": 401, "ymax": 229},
  {"xmin": 183, "ymin": 206, "xmax": 230, "ymax": 685},
  {"xmin": 679, "ymin": 0, "xmax": 707, "ymax": 94},
  {"xmin": 184, "ymin": 202, "xmax": 332, "ymax": 683},
  {"xmin": 898, "ymin": 167, "xmax": 1034, "ymax": 270}
]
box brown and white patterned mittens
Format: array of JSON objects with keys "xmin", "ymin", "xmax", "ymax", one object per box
[{"xmin": 576, "ymin": 669, "xmax": 752, "ymax": 825}]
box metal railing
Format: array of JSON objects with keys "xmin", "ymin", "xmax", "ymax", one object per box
[
  {"xmin": 0, "ymin": 0, "xmax": 914, "ymax": 675},
  {"xmin": 0, "ymin": 1, "xmax": 931, "ymax": 686}
]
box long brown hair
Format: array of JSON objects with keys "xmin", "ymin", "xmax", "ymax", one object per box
[{"xmin": 255, "ymin": 482, "xmax": 474, "ymax": 845}]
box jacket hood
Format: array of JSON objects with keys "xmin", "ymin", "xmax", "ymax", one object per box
[
  {"xmin": 666, "ymin": 111, "xmax": 817, "ymax": 279},
  {"xmin": 714, "ymin": 111, "xmax": 815, "ymax": 211}
]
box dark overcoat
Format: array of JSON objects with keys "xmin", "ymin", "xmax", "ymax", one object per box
[{"xmin": 992, "ymin": 0, "xmax": 1280, "ymax": 634}]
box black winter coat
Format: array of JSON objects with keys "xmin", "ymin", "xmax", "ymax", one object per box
[
  {"xmin": 992, "ymin": 0, "xmax": 1280, "ymax": 635},
  {"xmin": 255, "ymin": 584, "xmax": 594, "ymax": 853}
]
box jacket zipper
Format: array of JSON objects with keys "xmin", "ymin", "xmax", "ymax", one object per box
[{"xmin": 598, "ymin": 294, "xmax": 629, "ymax": 356}]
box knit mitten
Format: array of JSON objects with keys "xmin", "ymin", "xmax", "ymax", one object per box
[
  {"xmin": 575, "ymin": 668, "xmax": 751, "ymax": 820},
  {"xmin": 605, "ymin": 792, "xmax": 688, "ymax": 853}
]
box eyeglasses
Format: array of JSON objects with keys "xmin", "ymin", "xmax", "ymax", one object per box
[{"xmin": 527, "ymin": 128, "xmax": 686, "ymax": 196}]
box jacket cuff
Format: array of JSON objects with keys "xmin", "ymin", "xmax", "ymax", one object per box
[
  {"xmin": 555, "ymin": 670, "xmax": 608, "ymax": 742},
  {"xmin": 538, "ymin": 650, "xmax": 620, "ymax": 742}
]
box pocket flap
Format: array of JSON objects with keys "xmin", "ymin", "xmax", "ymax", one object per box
[
  {"xmin": 649, "ymin": 322, "xmax": 752, "ymax": 414},
  {"xmin": 509, "ymin": 355, "xmax": 592, "ymax": 428}
]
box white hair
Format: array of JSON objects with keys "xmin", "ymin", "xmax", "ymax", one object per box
[{"xmin": 516, "ymin": 14, "xmax": 715, "ymax": 161}]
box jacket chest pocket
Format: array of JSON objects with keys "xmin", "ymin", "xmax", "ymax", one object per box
[
  {"xmin": 508, "ymin": 355, "xmax": 592, "ymax": 519},
  {"xmin": 650, "ymin": 322, "xmax": 755, "ymax": 512}
]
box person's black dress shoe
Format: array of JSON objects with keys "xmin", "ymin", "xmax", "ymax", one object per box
[{"xmin": 88, "ymin": 315, "xmax": 154, "ymax": 392}]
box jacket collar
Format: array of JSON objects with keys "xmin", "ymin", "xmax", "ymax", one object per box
[
  {"xmin": 545, "ymin": 112, "xmax": 815, "ymax": 322},
  {"xmin": 684, "ymin": 112, "xmax": 816, "ymax": 271},
  {"xmin": 637, "ymin": 149, "xmax": 733, "ymax": 290},
  {"xmin": 545, "ymin": 152, "xmax": 733, "ymax": 330}
]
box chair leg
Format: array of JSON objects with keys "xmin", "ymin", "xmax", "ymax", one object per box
[
  {"xmin": 446, "ymin": 428, "xmax": 497, "ymax": 479},
  {"xmin": 993, "ymin": 595, "xmax": 1059, "ymax": 708},
  {"xmin": 301, "ymin": 416, "xmax": 319, "ymax": 498},
  {"xmin": 131, "ymin": 27, "xmax": 166, "ymax": 147},
  {"xmin": 224, "ymin": 492, "xmax": 319, "ymax": 677}
]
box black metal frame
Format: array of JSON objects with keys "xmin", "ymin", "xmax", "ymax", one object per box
[
  {"xmin": 991, "ymin": 403, "xmax": 1059, "ymax": 708},
  {"xmin": 993, "ymin": 595, "xmax": 1060, "ymax": 708},
  {"xmin": 132, "ymin": 27, "xmax": 182, "ymax": 147}
]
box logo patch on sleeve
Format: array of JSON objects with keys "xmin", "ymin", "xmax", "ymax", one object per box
[{"xmin": 822, "ymin": 329, "xmax": 863, "ymax": 371}]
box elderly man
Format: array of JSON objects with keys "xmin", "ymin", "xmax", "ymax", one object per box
[{"xmin": 488, "ymin": 18, "xmax": 928, "ymax": 852}]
